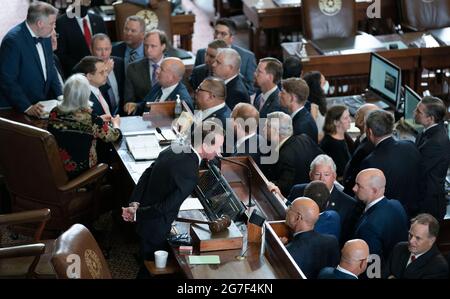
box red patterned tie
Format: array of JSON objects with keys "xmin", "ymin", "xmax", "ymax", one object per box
[
  {"xmin": 410, "ymin": 255, "xmax": 416, "ymax": 262},
  {"xmin": 82, "ymin": 18, "xmax": 91, "ymax": 48}
]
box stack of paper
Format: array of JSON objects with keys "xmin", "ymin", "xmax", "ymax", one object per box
[
  {"xmin": 38, "ymin": 99, "xmax": 59, "ymax": 119},
  {"xmin": 126, "ymin": 134, "xmax": 161, "ymax": 161}
]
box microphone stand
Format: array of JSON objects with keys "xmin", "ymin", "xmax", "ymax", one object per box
[
  {"xmin": 217, "ymin": 156, "xmax": 254, "ymax": 208},
  {"xmin": 156, "ymin": 127, "xmax": 171, "ymax": 146}
]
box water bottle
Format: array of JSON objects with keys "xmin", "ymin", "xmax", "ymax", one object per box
[{"xmin": 174, "ymin": 94, "xmax": 182, "ymax": 118}]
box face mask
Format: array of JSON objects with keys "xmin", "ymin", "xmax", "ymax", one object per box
[
  {"xmin": 79, "ymin": 5, "xmax": 89, "ymax": 18},
  {"xmin": 322, "ymin": 80, "xmax": 330, "ymax": 95}
]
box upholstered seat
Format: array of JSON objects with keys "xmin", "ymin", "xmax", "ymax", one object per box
[{"xmin": 399, "ymin": 0, "xmax": 450, "ymax": 31}]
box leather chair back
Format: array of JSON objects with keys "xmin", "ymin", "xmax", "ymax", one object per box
[
  {"xmin": 399, "ymin": 0, "xmax": 450, "ymax": 31},
  {"xmin": 113, "ymin": 0, "xmax": 172, "ymax": 41},
  {"xmin": 52, "ymin": 224, "xmax": 111, "ymax": 279},
  {"xmin": 302, "ymin": 0, "xmax": 357, "ymax": 40}
]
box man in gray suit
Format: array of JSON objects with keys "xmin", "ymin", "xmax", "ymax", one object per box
[{"xmin": 195, "ymin": 18, "xmax": 256, "ymax": 95}]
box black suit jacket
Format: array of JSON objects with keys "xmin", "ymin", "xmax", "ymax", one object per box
[
  {"xmin": 225, "ymin": 75, "xmax": 250, "ymax": 110},
  {"xmin": 189, "ymin": 63, "xmax": 211, "ymax": 91},
  {"xmin": 287, "ymin": 184, "xmax": 363, "ymax": 244},
  {"xmin": 264, "ymin": 135, "xmax": 323, "ymax": 196},
  {"xmin": 129, "ymin": 147, "xmax": 199, "ymax": 259},
  {"xmin": 56, "ymin": 13, "xmax": 107, "ymax": 75},
  {"xmin": 415, "ymin": 123, "xmax": 450, "ymax": 220},
  {"xmin": 99, "ymin": 56, "xmax": 125, "ymax": 115},
  {"xmin": 286, "ymin": 230, "xmax": 340, "ymax": 279},
  {"xmin": 203, "ymin": 104, "xmax": 232, "ymax": 130},
  {"xmin": 385, "ymin": 242, "xmax": 449, "ymax": 279},
  {"xmin": 124, "ymin": 58, "xmax": 152, "ymax": 103},
  {"xmin": 353, "ymin": 198, "xmax": 408, "ymax": 261},
  {"xmin": 342, "ymin": 136, "xmax": 374, "ymax": 196},
  {"xmin": 111, "ymin": 41, "xmax": 127, "ymax": 60},
  {"xmin": 360, "ymin": 137, "xmax": 421, "ymax": 217},
  {"xmin": 253, "ymin": 88, "xmax": 288, "ymax": 119},
  {"xmin": 292, "ymin": 108, "xmax": 319, "ymax": 143}
]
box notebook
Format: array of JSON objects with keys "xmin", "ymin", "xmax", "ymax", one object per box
[{"xmin": 126, "ymin": 134, "xmax": 161, "ymax": 161}]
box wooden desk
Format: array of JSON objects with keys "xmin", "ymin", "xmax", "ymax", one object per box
[{"xmin": 242, "ymin": 0, "xmax": 398, "ymax": 59}]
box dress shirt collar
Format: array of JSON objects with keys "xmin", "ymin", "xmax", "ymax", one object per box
[
  {"xmin": 201, "ymin": 103, "xmax": 226, "ymax": 120},
  {"xmin": 336, "ymin": 265, "xmax": 358, "ymax": 279},
  {"xmin": 375, "ymin": 135, "xmax": 391, "ymax": 147},
  {"xmin": 275, "ymin": 135, "xmax": 291, "ymax": 152},
  {"xmin": 160, "ymin": 83, "xmax": 178, "ymax": 101},
  {"xmin": 236, "ymin": 132, "xmax": 256, "ymax": 149},
  {"xmin": 224, "ymin": 74, "xmax": 238, "ymax": 85},
  {"xmin": 423, "ymin": 123, "xmax": 438, "ymax": 133},
  {"xmin": 364, "ymin": 196, "xmax": 384, "ymax": 213},
  {"xmin": 262, "ymin": 85, "xmax": 278, "ymax": 101},
  {"xmin": 291, "ymin": 106, "xmax": 304, "ymax": 119},
  {"xmin": 25, "ymin": 22, "xmax": 39, "ymax": 38}
]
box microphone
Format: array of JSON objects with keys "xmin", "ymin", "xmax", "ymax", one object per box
[
  {"xmin": 216, "ymin": 156, "xmax": 254, "ymax": 208},
  {"xmin": 156, "ymin": 127, "xmax": 171, "ymax": 146}
]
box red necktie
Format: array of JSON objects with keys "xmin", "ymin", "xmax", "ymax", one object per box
[
  {"xmin": 82, "ymin": 18, "xmax": 91, "ymax": 48},
  {"xmin": 410, "ymin": 255, "xmax": 416, "ymax": 262}
]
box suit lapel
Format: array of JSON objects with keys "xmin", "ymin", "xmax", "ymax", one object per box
[{"xmin": 23, "ymin": 24, "xmax": 46, "ymax": 81}]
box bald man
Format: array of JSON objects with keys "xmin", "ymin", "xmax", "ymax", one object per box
[
  {"xmin": 285, "ymin": 197, "xmax": 340, "ymax": 279},
  {"xmin": 342, "ymin": 104, "xmax": 378, "ymax": 196},
  {"xmin": 124, "ymin": 57, "xmax": 193, "ymax": 115},
  {"xmin": 352, "ymin": 169, "xmax": 408, "ymax": 262},
  {"xmin": 318, "ymin": 239, "xmax": 370, "ymax": 279}
]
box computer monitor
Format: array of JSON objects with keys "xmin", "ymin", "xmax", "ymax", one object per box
[
  {"xmin": 403, "ymin": 85, "xmax": 423, "ymax": 132},
  {"xmin": 368, "ymin": 53, "xmax": 401, "ymax": 108}
]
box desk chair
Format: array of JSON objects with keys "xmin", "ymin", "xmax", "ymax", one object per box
[
  {"xmin": 399, "ymin": 0, "xmax": 450, "ymax": 31},
  {"xmin": 0, "ymin": 209, "xmax": 55, "ymax": 278},
  {"xmin": 301, "ymin": 0, "xmax": 356, "ymax": 40},
  {"xmin": 113, "ymin": 0, "xmax": 172, "ymax": 41},
  {"xmin": 51, "ymin": 224, "xmax": 112, "ymax": 279},
  {"xmin": 0, "ymin": 117, "xmax": 108, "ymax": 238}
]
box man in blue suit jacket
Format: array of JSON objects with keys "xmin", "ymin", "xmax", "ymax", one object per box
[
  {"xmin": 253, "ymin": 57, "xmax": 288, "ymax": 118},
  {"xmin": 360, "ymin": 110, "xmax": 421, "ymax": 217},
  {"xmin": 124, "ymin": 57, "xmax": 193, "ymax": 115},
  {"xmin": 280, "ymin": 78, "xmax": 318, "ymax": 143},
  {"xmin": 285, "ymin": 197, "xmax": 340, "ymax": 279},
  {"xmin": 0, "ymin": 2, "xmax": 62, "ymax": 117},
  {"xmin": 319, "ymin": 239, "xmax": 370, "ymax": 279},
  {"xmin": 352, "ymin": 169, "xmax": 409, "ymax": 263},
  {"xmin": 195, "ymin": 18, "xmax": 256, "ymax": 95}
]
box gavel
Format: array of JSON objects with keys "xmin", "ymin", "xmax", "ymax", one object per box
[{"xmin": 176, "ymin": 215, "xmax": 231, "ymax": 233}]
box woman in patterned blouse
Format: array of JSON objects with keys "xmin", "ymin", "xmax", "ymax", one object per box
[{"xmin": 47, "ymin": 74, "xmax": 121, "ymax": 179}]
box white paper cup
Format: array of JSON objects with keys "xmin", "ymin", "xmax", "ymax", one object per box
[{"xmin": 154, "ymin": 250, "xmax": 168, "ymax": 268}]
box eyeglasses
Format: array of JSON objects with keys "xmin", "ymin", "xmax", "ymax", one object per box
[{"xmin": 195, "ymin": 87, "xmax": 224, "ymax": 98}]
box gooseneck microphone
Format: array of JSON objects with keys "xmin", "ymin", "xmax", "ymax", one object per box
[
  {"xmin": 217, "ymin": 156, "xmax": 254, "ymax": 208},
  {"xmin": 155, "ymin": 127, "xmax": 171, "ymax": 146}
]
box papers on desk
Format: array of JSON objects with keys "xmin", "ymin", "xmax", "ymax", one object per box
[
  {"xmin": 38, "ymin": 99, "xmax": 59, "ymax": 119},
  {"xmin": 179, "ymin": 197, "xmax": 204, "ymax": 211},
  {"xmin": 126, "ymin": 134, "xmax": 161, "ymax": 161},
  {"xmin": 188, "ymin": 255, "xmax": 221, "ymax": 265},
  {"xmin": 156, "ymin": 128, "xmax": 177, "ymax": 142}
]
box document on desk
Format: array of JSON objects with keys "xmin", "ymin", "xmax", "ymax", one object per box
[
  {"xmin": 188, "ymin": 255, "xmax": 221, "ymax": 265},
  {"xmin": 156, "ymin": 128, "xmax": 177, "ymax": 141},
  {"xmin": 126, "ymin": 134, "xmax": 161, "ymax": 161},
  {"xmin": 38, "ymin": 99, "xmax": 59, "ymax": 118}
]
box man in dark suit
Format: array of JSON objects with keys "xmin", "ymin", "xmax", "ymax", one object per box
[
  {"xmin": 282, "ymin": 56, "xmax": 303, "ymax": 79},
  {"xmin": 124, "ymin": 29, "xmax": 167, "ymax": 105},
  {"xmin": 360, "ymin": 110, "xmax": 422, "ymax": 218},
  {"xmin": 262, "ymin": 112, "xmax": 323, "ymax": 196},
  {"xmin": 122, "ymin": 121, "xmax": 224, "ymax": 276},
  {"xmin": 111, "ymin": 15, "xmax": 145, "ymax": 70},
  {"xmin": 385, "ymin": 213, "xmax": 449, "ymax": 279},
  {"xmin": 51, "ymin": 29, "xmax": 65, "ymax": 90},
  {"xmin": 195, "ymin": 18, "xmax": 256, "ymax": 94},
  {"xmin": 285, "ymin": 197, "xmax": 340, "ymax": 278},
  {"xmin": 194, "ymin": 77, "xmax": 231, "ymax": 130},
  {"xmin": 352, "ymin": 168, "xmax": 409, "ymax": 265},
  {"xmin": 0, "ymin": 1, "xmax": 62, "ymax": 117},
  {"xmin": 253, "ymin": 57, "xmax": 288, "ymax": 118},
  {"xmin": 414, "ymin": 97, "xmax": 450, "ymax": 220},
  {"xmin": 125, "ymin": 58, "xmax": 193, "ymax": 115},
  {"xmin": 279, "ymin": 78, "xmax": 318, "ymax": 143},
  {"xmin": 189, "ymin": 39, "xmax": 227, "ymax": 91},
  {"xmin": 73, "ymin": 56, "xmax": 112, "ymax": 117},
  {"xmin": 287, "ymin": 154, "xmax": 363, "ymax": 244},
  {"xmin": 91, "ymin": 33, "xmax": 125, "ymax": 115},
  {"xmin": 319, "ymin": 239, "xmax": 370, "ymax": 279},
  {"xmin": 230, "ymin": 103, "xmax": 266, "ymax": 164},
  {"xmin": 342, "ymin": 104, "xmax": 378, "ymax": 196},
  {"xmin": 212, "ymin": 48, "xmax": 250, "ymax": 110},
  {"xmin": 55, "ymin": 0, "xmax": 107, "ymax": 75}
]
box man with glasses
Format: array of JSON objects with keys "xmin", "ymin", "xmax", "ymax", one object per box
[
  {"xmin": 285, "ymin": 197, "xmax": 340, "ymax": 279},
  {"xmin": 194, "ymin": 77, "xmax": 231, "ymax": 129},
  {"xmin": 112, "ymin": 15, "xmax": 145, "ymax": 69},
  {"xmin": 195, "ymin": 18, "xmax": 257, "ymax": 95},
  {"xmin": 0, "ymin": 1, "xmax": 62, "ymax": 117},
  {"xmin": 318, "ymin": 239, "xmax": 370, "ymax": 279},
  {"xmin": 284, "ymin": 154, "xmax": 362, "ymax": 245}
]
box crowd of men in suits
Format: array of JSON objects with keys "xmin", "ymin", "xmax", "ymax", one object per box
[{"xmin": 0, "ymin": 1, "xmax": 449, "ymax": 279}]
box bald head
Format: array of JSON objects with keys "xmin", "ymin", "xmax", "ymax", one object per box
[
  {"xmin": 158, "ymin": 57, "xmax": 185, "ymax": 87},
  {"xmin": 340, "ymin": 239, "xmax": 370, "ymax": 276},
  {"xmin": 353, "ymin": 168, "xmax": 386, "ymax": 204},
  {"xmin": 286, "ymin": 197, "xmax": 320, "ymax": 232},
  {"xmin": 355, "ymin": 104, "xmax": 378, "ymax": 132}
]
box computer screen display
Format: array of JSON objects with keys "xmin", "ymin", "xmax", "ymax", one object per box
[
  {"xmin": 369, "ymin": 53, "xmax": 401, "ymax": 106},
  {"xmin": 404, "ymin": 85, "xmax": 423, "ymax": 131}
]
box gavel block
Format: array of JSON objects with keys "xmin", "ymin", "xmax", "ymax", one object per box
[{"xmin": 190, "ymin": 221, "xmax": 243, "ymax": 252}]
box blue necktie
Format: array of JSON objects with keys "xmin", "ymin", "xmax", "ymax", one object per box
[{"xmin": 151, "ymin": 63, "xmax": 159, "ymax": 86}]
